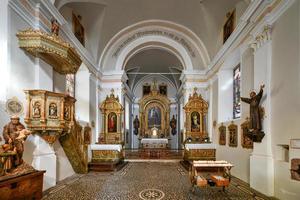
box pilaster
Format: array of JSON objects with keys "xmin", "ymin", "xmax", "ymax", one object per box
[{"xmin": 249, "ymin": 24, "xmax": 274, "ymax": 196}]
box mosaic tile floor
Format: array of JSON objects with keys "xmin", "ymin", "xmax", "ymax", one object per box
[{"xmin": 43, "ymin": 162, "xmax": 273, "ymax": 200}]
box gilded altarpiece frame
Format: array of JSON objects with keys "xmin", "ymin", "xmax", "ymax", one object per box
[
  {"xmin": 99, "ymin": 91, "xmax": 124, "ymax": 144},
  {"xmin": 219, "ymin": 123, "xmax": 226, "ymax": 145},
  {"xmin": 241, "ymin": 119, "xmax": 253, "ymax": 149},
  {"xmin": 184, "ymin": 90, "xmax": 208, "ymax": 142},
  {"xmin": 228, "ymin": 122, "xmax": 238, "ymax": 147},
  {"xmin": 139, "ymin": 88, "xmax": 170, "ymax": 137}
]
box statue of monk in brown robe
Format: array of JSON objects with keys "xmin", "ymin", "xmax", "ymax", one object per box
[{"xmin": 241, "ymin": 84, "xmax": 265, "ymax": 141}]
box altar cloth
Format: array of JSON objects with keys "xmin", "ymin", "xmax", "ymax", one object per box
[{"xmin": 90, "ymin": 144, "xmax": 122, "ymax": 152}]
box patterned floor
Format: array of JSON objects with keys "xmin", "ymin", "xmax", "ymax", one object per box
[{"xmin": 43, "ymin": 162, "xmax": 273, "ymax": 200}]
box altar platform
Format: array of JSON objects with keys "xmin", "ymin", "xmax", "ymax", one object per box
[
  {"xmin": 88, "ymin": 144, "xmax": 127, "ymax": 172},
  {"xmin": 125, "ymin": 149, "xmax": 183, "ymax": 160}
]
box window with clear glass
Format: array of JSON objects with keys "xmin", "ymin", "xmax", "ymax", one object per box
[
  {"xmin": 66, "ymin": 74, "xmax": 75, "ymax": 97},
  {"xmin": 233, "ymin": 64, "xmax": 241, "ymax": 119}
]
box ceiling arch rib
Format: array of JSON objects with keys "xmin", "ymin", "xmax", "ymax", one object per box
[
  {"xmin": 54, "ymin": 0, "xmax": 107, "ymax": 10},
  {"xmin": 99, "ymin": 20, "xmax": 211, "ymax": 72}
]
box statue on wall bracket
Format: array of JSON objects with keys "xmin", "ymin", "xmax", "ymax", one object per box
[
  {"xmin": 241, "ymin": 84, "xmax": 265, "ymax": 142},
  {"xmin": 133, "ymin": 115, "xmax": 139, "ymax": 135},
  {"xmin": 170, "ymin": 115, "xmax": 177, "ymax": 135}
]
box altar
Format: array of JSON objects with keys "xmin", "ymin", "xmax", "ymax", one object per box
[
  {"xmin": 184, "ymin": 143, "xmax": 216, "ymax": 161},
  {"xmin": 141, "ymin": 138, "xmax": 168, "ymax": 149}
]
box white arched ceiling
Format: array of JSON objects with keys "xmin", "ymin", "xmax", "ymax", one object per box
[
  {"xmin": 125, "ymin": 48, "xmax": 183, "ymax": 90},
  {"xmin": 99, "ymin": 20, "xmax": 211, "ymax": 72},
  {"xmin": 54, "ymin": 0, "xmax": 107, "ymax": 10}
]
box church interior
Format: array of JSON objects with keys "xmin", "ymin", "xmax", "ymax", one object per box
[{"xmin": 0, "ymin": 0, "xmax": 299, "ymax": 199}]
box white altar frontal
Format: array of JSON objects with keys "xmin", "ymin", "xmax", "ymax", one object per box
[
  {"xmin": 184, "ymin": 143, "xmax": 216, "ymax": 161},
  {"xmin": 141, "ymin": 138, "xmax": 168, "ymax": 149}
]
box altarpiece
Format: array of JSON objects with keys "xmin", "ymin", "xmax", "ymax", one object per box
[
  {"xmin": 184, "ymin": 89, "xmax": 209, "ymax": 142},
  {"xmin": 99, "ymin": 90, "xmax": 124, "ymax": 144},
  {"xmin": 138, "ymin": 82, "xmax": 170, "ymax": 138}
]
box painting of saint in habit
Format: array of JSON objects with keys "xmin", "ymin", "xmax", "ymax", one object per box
[
  {"xmin": 143, "ymin": 85, "xmax": 151, "ymax": 96},
  {"xmin": 108, "ymin": 112, "xmax": 117, "ymax": 133},
  {"xmin": 148, "ymin": 107, "xmax": 161, "ymax": 128},
  {"xmin": 191, "ymin": 111, "xmax": 200, "ymax": 132},
  {"xmin": 159, "ymin": 85, "xmax": 167, "ymax": 96}
]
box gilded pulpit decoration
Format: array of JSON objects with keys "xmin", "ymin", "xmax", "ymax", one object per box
[
  {"xmin": 291, "ymin": 159, "xmax": 300, "ymax": 181},
  {"xmin": 139, "ymin": 81, "xmax": 171, "ymax": 138},
  {"xmin": 241, "ymin": 84, "xmax": 265, "ymax": 142},
  {"xmin": 99, "ymin": 89, "xmax": 124, "ymax": 144},
  {"xmin": 16, "ymin": 28, "xmax": 82, "ymax": 74},
  {"xmin": 24, "ymin": 90, "xmax": 76, "ymax": 144},
  {"xmin": 219, "ymin": 123, "xmax": 226, "ymax": 145},
  {"xmin": 228, "ymin": 121, "xmax": 238, "ymax": 147},
  {"xmin": 241, "ymin": 118, "xmax": 253, "ymax": 149},
  {"xmin": 183, "ymin": 88, "xmax": 209, "ymax": 142}
]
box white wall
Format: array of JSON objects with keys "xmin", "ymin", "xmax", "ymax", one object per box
[{"xmin": 271, "ymin": 1, "xmax": 300, "ymax": 199}]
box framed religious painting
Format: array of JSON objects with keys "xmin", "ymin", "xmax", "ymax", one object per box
[
  {"xmin": 159, "ymin": 84, "xmax": 167, "ymax": 96},
  {"xmin": 148, "ymin": 106, "xmax": 161, "ymax": 129},
  {"xmin": 228, "ymin": 121, "xmax": 238, "ymax": 147},
  {"xmin": 223, "ymin": 9, "xmax": 235, "ymax": 43},
  {"xmin": 241, "ymin": 118, "xmax": 253, "ymax": 149},
  {"xmin": 72, "ymin": 13, "xmax": 85, "ymax": 46},
  {"xmin": 191, "ymin": 111, "xmax": 200, "ymax": 132},
  {"xmin": 143, "ymin": 84, "xmax": 151, "ymax": 96},
  {"xmin": 108, "ymin": 112, "xmax": 117, "ymax": 133},
  {"xmin": 219, "ymin": 123, "xmax": 226, "ymax": 145}
]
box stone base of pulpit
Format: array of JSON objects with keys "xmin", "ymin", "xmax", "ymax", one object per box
[{"xmin": 88, "ymin": 144, "xmax": 127, "ymax": 172}]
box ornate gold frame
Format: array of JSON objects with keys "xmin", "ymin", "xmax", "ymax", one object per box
[
  {"xmin": 139, "ymin": 87, "xmax": 170, "ymax": 137},
  {"xmin": 219, "ymin": 123, "xmax": 226, "ymax": 145},
  {"xmin": 184, "ymin": 89, "xmax": 209, "ymax": 142},
  {"xmin": 99, "ymin": 90, "xmax": 124, "ymax": 144},
  {"xmin": 228, "ymin": 121, "xmax": 238, "ymax": 147},
  {"xmin": 241, "ymin": 118, "xmax": 253, "ymax": 149}
]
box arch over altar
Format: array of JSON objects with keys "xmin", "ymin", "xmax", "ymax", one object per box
[{"xmin": 138, "ymin": 82, "xmax": 170, "ymax": 138}]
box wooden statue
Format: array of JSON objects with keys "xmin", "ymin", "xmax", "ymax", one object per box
[
  {"xmin": 241, "ymin": 84, "xmax": 265, "ymax": 142},
  {"xmin": 170, "ymin": 115, "xmax": 177, "ymax": 135},
  {"xmin": 133, "ymin": 115, "xmax": 139, "ymax": 135},
  {"xmin": 1, "ymin": 116, "xmax": 31, "ymax": 172},
  {"xmin": 83, "ymin": 123, "xmax": 91, "ymax": 145},
  {"xmin": 51, "ymin": 19, "xmax": 60, "ymax": 36}
]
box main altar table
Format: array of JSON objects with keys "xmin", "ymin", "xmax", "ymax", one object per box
[{"xmin": 140, "ymin": 138, "xmax": 168, "ymax": 149}]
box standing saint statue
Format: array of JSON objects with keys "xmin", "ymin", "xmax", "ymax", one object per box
[
  {"xmin": 170, "ymin": 115, "xmax": 177, "ymax": 135},
  {"xmin": 241, "ymin": 84, "xmax": 265, "ymax": 142},
  {"xmin": 133, "ymin": 115, "xmax": 139, "ymax": 135}
]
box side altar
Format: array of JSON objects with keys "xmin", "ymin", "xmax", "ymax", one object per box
[
  {"xmin": 89, "ymin": 90, "xmax": 126, "ymax": 172},
  {"xmin": 182, "ymin": 89, "xmax": 216, "ymax": 165}
]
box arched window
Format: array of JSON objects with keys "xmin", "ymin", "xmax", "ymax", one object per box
[
  {"xmin": 66, "ymin": 74, "xmax": 75, "ymax": 97},
  {"xmin": 233, "ymin": 64, "xmax": 241, "ymax": 119}
]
